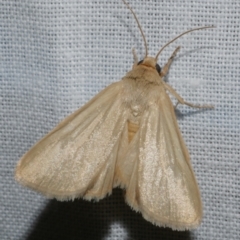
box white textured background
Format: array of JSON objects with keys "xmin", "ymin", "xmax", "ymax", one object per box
[{"xmin": 1, "ymin": 0, "xmax": 239, "ymax": 239}]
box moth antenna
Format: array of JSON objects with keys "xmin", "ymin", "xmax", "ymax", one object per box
[
  {"xmin": 122, "ymin": 0, "xmax": 148, "ymax": 57},
  {"xmin": 155, "ymin": 25, "xmax": 215, "ymax": 60},
  {"xmin": 132, "ymin": 48, "xmax": 138, "ymax": 64}
]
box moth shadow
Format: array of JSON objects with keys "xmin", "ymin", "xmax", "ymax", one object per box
[
  {"xmin": 175, "ymin": 107, "xmax": 212, "ymax": 119},
  {"xmin": 115, "ymin": 15, "xmax": 144, "ymax": 59},
  {"xmin": 164, "ymin": 46, "xmax": 214, "ymax": 83},
  {"xmin": 26, "ymin": 188, "xmax": 192, "ymax": 240},
  {"xmin": 175, "ymin": 46, "xmax": 214, "ymax": 60}
]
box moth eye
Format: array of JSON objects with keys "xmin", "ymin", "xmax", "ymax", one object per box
[
  {"xmin": 137, "ymin": 60, "xmax": 143, "ymax": 65},
  {"xmin": 155, "ymin": 63, "xmax": 161, "ymax": 74}
]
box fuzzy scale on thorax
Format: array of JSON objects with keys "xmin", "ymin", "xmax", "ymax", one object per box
[{"xmin": 121, "ymin": 65, "xmax": 165, "ymax": 142}]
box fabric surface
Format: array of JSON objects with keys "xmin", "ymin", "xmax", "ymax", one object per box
[{"xmin": 1, "ymin": 0, "xmax": 239, "ymax": 239}]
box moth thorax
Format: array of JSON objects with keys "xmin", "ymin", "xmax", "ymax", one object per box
[{"xmin": 128, "ymin": 121, "xmax": 139, "ymax": 143}]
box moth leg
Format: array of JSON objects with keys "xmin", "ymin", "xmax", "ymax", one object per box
[
  {"xmin": 132, "ymin": 48, "xmax": 138, "ymax": 65},
  {"xmin": 163, "ymin": 81, "xmax": 214, "ymax": 109},
  {"xmin": 160, "ymin": 46, "xmax": 181, "ymax": 77}
]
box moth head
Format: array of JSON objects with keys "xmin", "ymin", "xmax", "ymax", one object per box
[
  {"xmin": 124, "ymin": 0, "xmax": 214, "ymax": 76},
  {"xmin": 137, "ymin": 57, "xmax": 161, "ymax": 74}
]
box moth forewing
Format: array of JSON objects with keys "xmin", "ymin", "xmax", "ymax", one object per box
[
  {"xmin": 15, "ymin": 82, "xmax": 126, "ymax": 200},
  {"xmin": 16, "ymin": 0, "xmax": 213, "ymax": 231}
]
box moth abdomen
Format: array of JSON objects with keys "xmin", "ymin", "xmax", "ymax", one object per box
[{"xmin": 127, "ymin": 120, "xmax": 139, "ymax": 142}]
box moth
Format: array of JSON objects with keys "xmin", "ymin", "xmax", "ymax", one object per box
[{"xmin": 15, "ymin": 0, "xmax": 214, "ymax": 231}]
